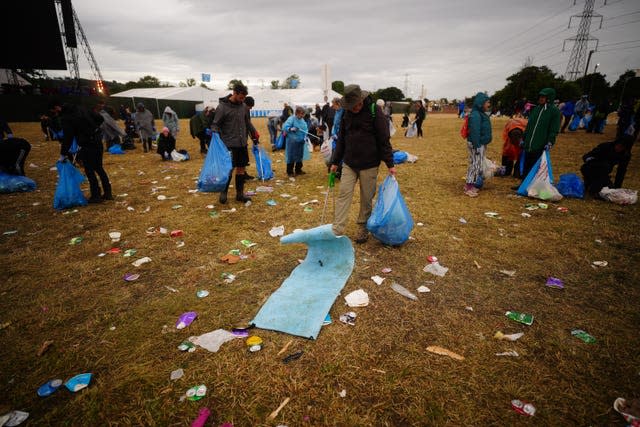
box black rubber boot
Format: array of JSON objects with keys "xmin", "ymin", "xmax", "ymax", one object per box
[
  {"xmin": 286, "ymin": 163, "xmax": 294, "ymax": 177},
  {"xmin": 219, "ymin": 172, "xmax": 233, "ymax": 204},
  {"xmin": 295, "ymin": 162, "xmax": 305, "ymax": 175},
  {"xmin": 235, "ymin": 174, "xmax": 251, "ymax": 202}
]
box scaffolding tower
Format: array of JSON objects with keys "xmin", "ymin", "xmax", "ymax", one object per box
[
  {"xmin": 563, "ymin": 0, "xmax": 603, "ymax": 81},
  {"xmin": 54, "ymin": 0, "xmax": 105, "ymax": 92}
]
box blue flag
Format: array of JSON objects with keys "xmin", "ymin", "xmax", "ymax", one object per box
[{"xmin": 201, "ymin": 73, "xmax": 211, "ymax": 82}]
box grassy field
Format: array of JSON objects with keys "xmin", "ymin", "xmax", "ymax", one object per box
[{"xmin": 0, "ymin": 114, "xmax": 638, "ymax": 426}]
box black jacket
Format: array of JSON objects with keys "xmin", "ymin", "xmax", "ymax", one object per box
[
  {"xmin": 60, "ymin": 105, "xmax": 104, "ymax": 155},
  {"xmin": 332, "ymin": 96, "xmax": 394, "ymax": 171},
  {"xmin": 583, "ymin": 141, "xmax": 631, "ymax": 187}
]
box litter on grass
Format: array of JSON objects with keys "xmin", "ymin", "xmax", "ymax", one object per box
[
  {"xmin": 132, "ymin": 257, "xmax": 152, "ymax": 267},
  {"xmin": 545, "ymin": 277, "xmax": 564, "ymax": 289},
  {"xmin": 170, "ymin": 368, "xmax": 184, "ymax": 381},
  {"xmin": 191, "ymin": 329, "xmax": 238, "ymax": 352},
  {"xmin": 426, "ymin": 345, "xmax": 465, "ymax": 361},
  {"xmin": 496, "ymin": 351, "xmax": 519, "ymax": 357},
  {"xmin": 494, "ymin": 331, "xmax": 524, "ymax": 341},
  {"xmin": 371, "ymin": 275, "xmax": 385, "ymax": 285},
  {"xmin": 176, "ymin": 312, "xmax": 197, "ymax": 329},
  {"xmin": 269, "ymin": 225, "xmax": 285, "ymax": 237},
  {"xmin": 423, "ymin": 261, "xmax": 448, "ymax": 277},
  {"xmin": 345, "ymin": 289, "xmax": 369, "ymax": 307},
  {"xmin": 417, "ymin": 285, "xmax": 431, "ymax": 293},
  {"xmin": 390, "ymin": 282, "xmax": 418, "ymax": 300},
  {"xmin": 499, "ymin": 270, "xmax": 516, "ymax": 277}
]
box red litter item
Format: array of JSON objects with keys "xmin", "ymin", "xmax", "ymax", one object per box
[
  {"xmin": 170, "ymin": 230, "xmax": 183, "ymax": 238},
  {"xmin": 107, "ymin": 248, "xmax": 121, "ymax": 254},
  {"xmin": 427, "ymin": 255, "xmax": 438, "ymax": 263},
  {"xmin": 511, "ymin": 399, "xmax": 536, "ymax": 416}
]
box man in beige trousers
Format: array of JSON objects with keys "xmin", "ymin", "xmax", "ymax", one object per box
[{"xmin": 330, "ymin": 84, "xmax": 396, "ymax": 243}]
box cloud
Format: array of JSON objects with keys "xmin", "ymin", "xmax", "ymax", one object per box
[{"xmin": 55, "ymin": 0, "xmax": 640, "ymax": 99}]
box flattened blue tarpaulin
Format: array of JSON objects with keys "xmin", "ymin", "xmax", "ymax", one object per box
[{"xmin": 251, "ymin": 224, "xmax": 354, "ymax": 339}]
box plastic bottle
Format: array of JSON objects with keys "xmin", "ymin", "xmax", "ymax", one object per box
[
  {"xmin": 505, "ymin": 311, "xmax": 534, "ymax": 326},
  {"xmin": 391, "ymin": 282, "xmax": 418, "ymax": 300}
]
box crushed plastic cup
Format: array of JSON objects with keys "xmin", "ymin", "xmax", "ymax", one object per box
[
  {"xmin": 339, "ymin": 312, "xmax": 357, "ymax": 325},
  {"xmin": 241, "ymin": 239, "xmax": 257, "ymax": 248},
  {"xmin": 123, "ymin": 249, "xmax": 137, "ymax": 257},
  {"xmin": 417, "ymin": 285, "xmax": 431, "ymax": 293},
  {"xmin": 37, "ymin": 379, "xmax": 63, "ymax": 397},
  {"xmin": 2, "ymin": 411, "xmax": 29, "ymax": 427},
  {"xmin": 107, "ymin": 247, "xmax": 121, "ymax": 254},
  {"xmin": 484, "ymin": 212, "xmax": 500, "ymax": 218},
  {"xmin": 266, "ymin": 199, "xmax": 278, "ymax": 206},
  {"xmin": 511, "ymin": 399, "xmax": 536, "ymax": 416},
  {"xmin": 381, "ymin": 267, "xmax": 392, "ymax": 273},
  {"xmin": 231, "ymin": 328, "xmax": 249, "ymax": 337},
  {"xmin": 390, "ymin": 282, "xmax": 418, "ymax": 300},
  {"xmin": 196, "ymin": 290, "xmax": 209, "ymax": 298},
  {"xmin": 170, "ymin": 230, "xmax": 183, "ymax": 237},
  {"xmin": 592, "ymin": 260, "xmax": 608, "ymax": 267},
  {"xmin": 123, "ymin": 273, "xmax": 140, "ymax": 282},
  {"xmin": 303, "ymin": 206, "xmax": 313, "ymax": 212},
  {"xmin": 571, "ymin": 329, "xmax": 596, "ymax": 343},
  {"xmin": 423, "ymin": 262, "xmax": 448, "ymax": 277},
  {"xmin": 269, "ymin": 225, "xmax": 285, "ymax": 237},
  {"xmin": 176, "ymin": 311, "xmax": 197, "ymax": 329},
  {"xmin": 69, "ymin": 237, "xmax": 83, "ymax": 245},
  {"xmin": 132, "ymin": 257, "xmax": 152, "ymax": 267},
  {"xmin": 170, "ymin": 368, "xmax": 184, "ymax": 381},
  {"xmin": 178, "ymin": 340, "xmax": 196, "ymax": 352},
  {"xmin": 496, "ymin": 351, "xmax": 519, "ymax": 357},
  {"xmin": 426, "ymin": 255, "xmax": 438, "ymax": 263},
  {"xmin": 545, "ymin": 277, "xmax": 564, "ymax": 289},
  {"xmin": 64, "ymin": 373, "xmax": 92, "ymax": 392},
  {"xmin": 109, "ymin": 231, "xmax": 121, "ymax": 242},
  {"xmin": 186, "ymin": 385, "xmax": 207, "ymax": 401},
  {"xmin": 500, "ymin": 270, "xmax": 516, "ymax": 277},
  {"xmin": 221, "ymin": 273, "xmax": 236, "ymax": 283}
]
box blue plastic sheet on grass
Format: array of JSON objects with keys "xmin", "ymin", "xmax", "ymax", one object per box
[
  {"xmin": 0, "ymin": 173, "xmax": 36, "ymax": 193},
  {"xmin": 53, "ymin": 161, "xmax": 87, "ymax": 210},
  {"xmin": 367, "ymin": 176, "xmax": 414, "ymax": 246},
  {"xmin": 251, "ymin": 224, "xmax": 354, "ymax": 339},
  {"xmin": 197, "ymin": 133, "xmax": 232, "ymax": 192},
  {"xmin": 557, "ymin": 173, "xmax": 584, "ymax": 198}
]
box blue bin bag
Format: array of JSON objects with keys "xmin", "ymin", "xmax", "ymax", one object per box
[
  {"xmin": 274, "ymin": 133, "xmax": 285, "ymax": 150},
  {"xmin": 568, "ymin": 115, "xmax": 581, "ymax": 132},
  {"xmin": 252, "ymin": 145, "xmax": 274, "ymax": 180},
  {"xmin": 197, "ymin": 133, "xmax": 232, "ymax": 192},
  {"xmin": 0, "ymin": 173, "xmax": 36, "ymax": 193},
  {"xmin": 53, "ymin": 161, "xmax": 87, "ymax": 210},
  {"xmin": 108, "ymin": 144, "xmax": 125, "ymax": 154},
  {"xmin": 393, "ymin": 151, "xmax": 409, "ymax": 164},
  {"xmin": 557, "ymin": 173, "xmax": 584, "ymax": 199},
  {"xmin": 366, "ymin": 176, "xmax": 414, "ymax": 246}
]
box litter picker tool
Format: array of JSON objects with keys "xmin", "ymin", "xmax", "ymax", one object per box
[{"xmin": 320, "ymin": 171, "xmax": 336, "ymax": 224}]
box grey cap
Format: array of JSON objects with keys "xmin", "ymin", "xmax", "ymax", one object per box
[{"xmin": 342, "ymin": 84, "xmax": 369, "ymax": 110}]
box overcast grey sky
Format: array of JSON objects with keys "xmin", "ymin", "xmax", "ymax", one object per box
[{"xmin": 61, "ymin": 0, "xmax": 640, "ymax": 99}]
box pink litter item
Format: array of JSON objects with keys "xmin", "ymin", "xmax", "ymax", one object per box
[{"xmin": 191, "ymin": 408, "xmax": 211, "ymax": 427}]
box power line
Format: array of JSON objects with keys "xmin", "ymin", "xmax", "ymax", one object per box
[
  {"xmin": 477, "ymin": 2, "xmax": 576, "ymax": 55},
  {"xmin": 599, "ymin": 38, "xmax": 640, "ymax": 47},
  {"xmin": 598, "ymin": 44, "xmax": 640, "ymax": 52},
  {"xmin": 603, "ymin": 10, "xmax": 640, "ymax": 21},
  {"xmin": 601, "ymin": 18, "xmax": 640, "ymax": 30}
]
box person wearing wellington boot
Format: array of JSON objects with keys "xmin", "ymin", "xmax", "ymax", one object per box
[{"xmin": 210, "ymin": 83, "xmax": 253, "ymax": 204}]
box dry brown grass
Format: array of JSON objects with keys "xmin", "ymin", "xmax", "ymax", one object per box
[{"xmin": 0, "ymin": 114, "xmax": 638, "ymax": 426}]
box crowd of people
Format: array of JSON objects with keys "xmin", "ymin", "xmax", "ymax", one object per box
[
  {"xmin": 463, "ymin": 89, "xmax": 639, "ymax": 199},
  {"xmin": 0, "ymin": 81, "xmax": 638, "ymax": 243}
]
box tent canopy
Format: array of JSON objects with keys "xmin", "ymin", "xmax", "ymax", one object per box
[{"xmin": 110, "ymin": 86, "xmax": 213, "ymax": 102}]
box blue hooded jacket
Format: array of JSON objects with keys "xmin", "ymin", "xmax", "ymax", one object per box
[{"xmin": 467, "ymin": 92, "xmax": 492, "ymax": 148}]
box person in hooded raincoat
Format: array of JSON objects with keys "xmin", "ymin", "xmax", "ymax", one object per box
[
  {"xmin": 521, "ymin": 88, "xmax": 561, "ymax": 179},
  {"xmin": 464, "ymin": 92, "xmax": 492, "ymax": 197},
  {"xmin": 162, "ymin": 106, "xmax": 180, "ymax": 137},
  {"xmin": 282, "ymin": 106, "xmax": 309, "ymax": 177},
  {"xmin": 134, "ymin": 103, "xmax": 155, "ymax": 153}
]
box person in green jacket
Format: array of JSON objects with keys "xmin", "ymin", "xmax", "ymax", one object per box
[
  {"xmin": 190, "ymin": 107, "xmax": 212, "ymax": 154},
  {"xmin": 465, "ymin": 92, "xmax": 492, "ymax": 197},
  {"xmin": 521, "ymin": 88, "xmax": 561, "ymax": 178}
]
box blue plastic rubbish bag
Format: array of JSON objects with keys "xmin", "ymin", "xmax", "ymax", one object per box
[
  {"xmin": 274, "ymin": 133, "xmax": 285, "ymax": 150},
  {"xmin": 197, "ymin": 133, "xmax": 232, "ymax": 192},
  {"xmin": 393, "ymin": 151, "xmax": 408, "ymax": 164},
  {"xmin": 568, "ymin": 115, "xmax": 581, "ymax": 132},
  {"xmin": 0, "ymin": 173, "xmax": 36, "ymax": 193},
  {"xmin": 53, "ymin": 161, "xmax": 87, "ymax": 210},
  {"xmin": 366, "ymin": 176, "xmax": 414, "ymax": 245},
  {"xmin": 557, "ymin": 173, "xmax": 584, "ymax": 198},
  {"xmin": 252, "ymin": 145, "xmax": 274, "ymax": 180},
  {"xmin": 108, "ymin": 144, "xmax": 125, "ymax": 154},
  {"xmin": 303, "ymin": 138, "xmax": 313, "ymax": 161}
]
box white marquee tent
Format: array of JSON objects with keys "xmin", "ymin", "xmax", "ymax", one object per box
[{"xmin": 111, "ymin": 86, "xmax": 341, "ymax": 117}]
